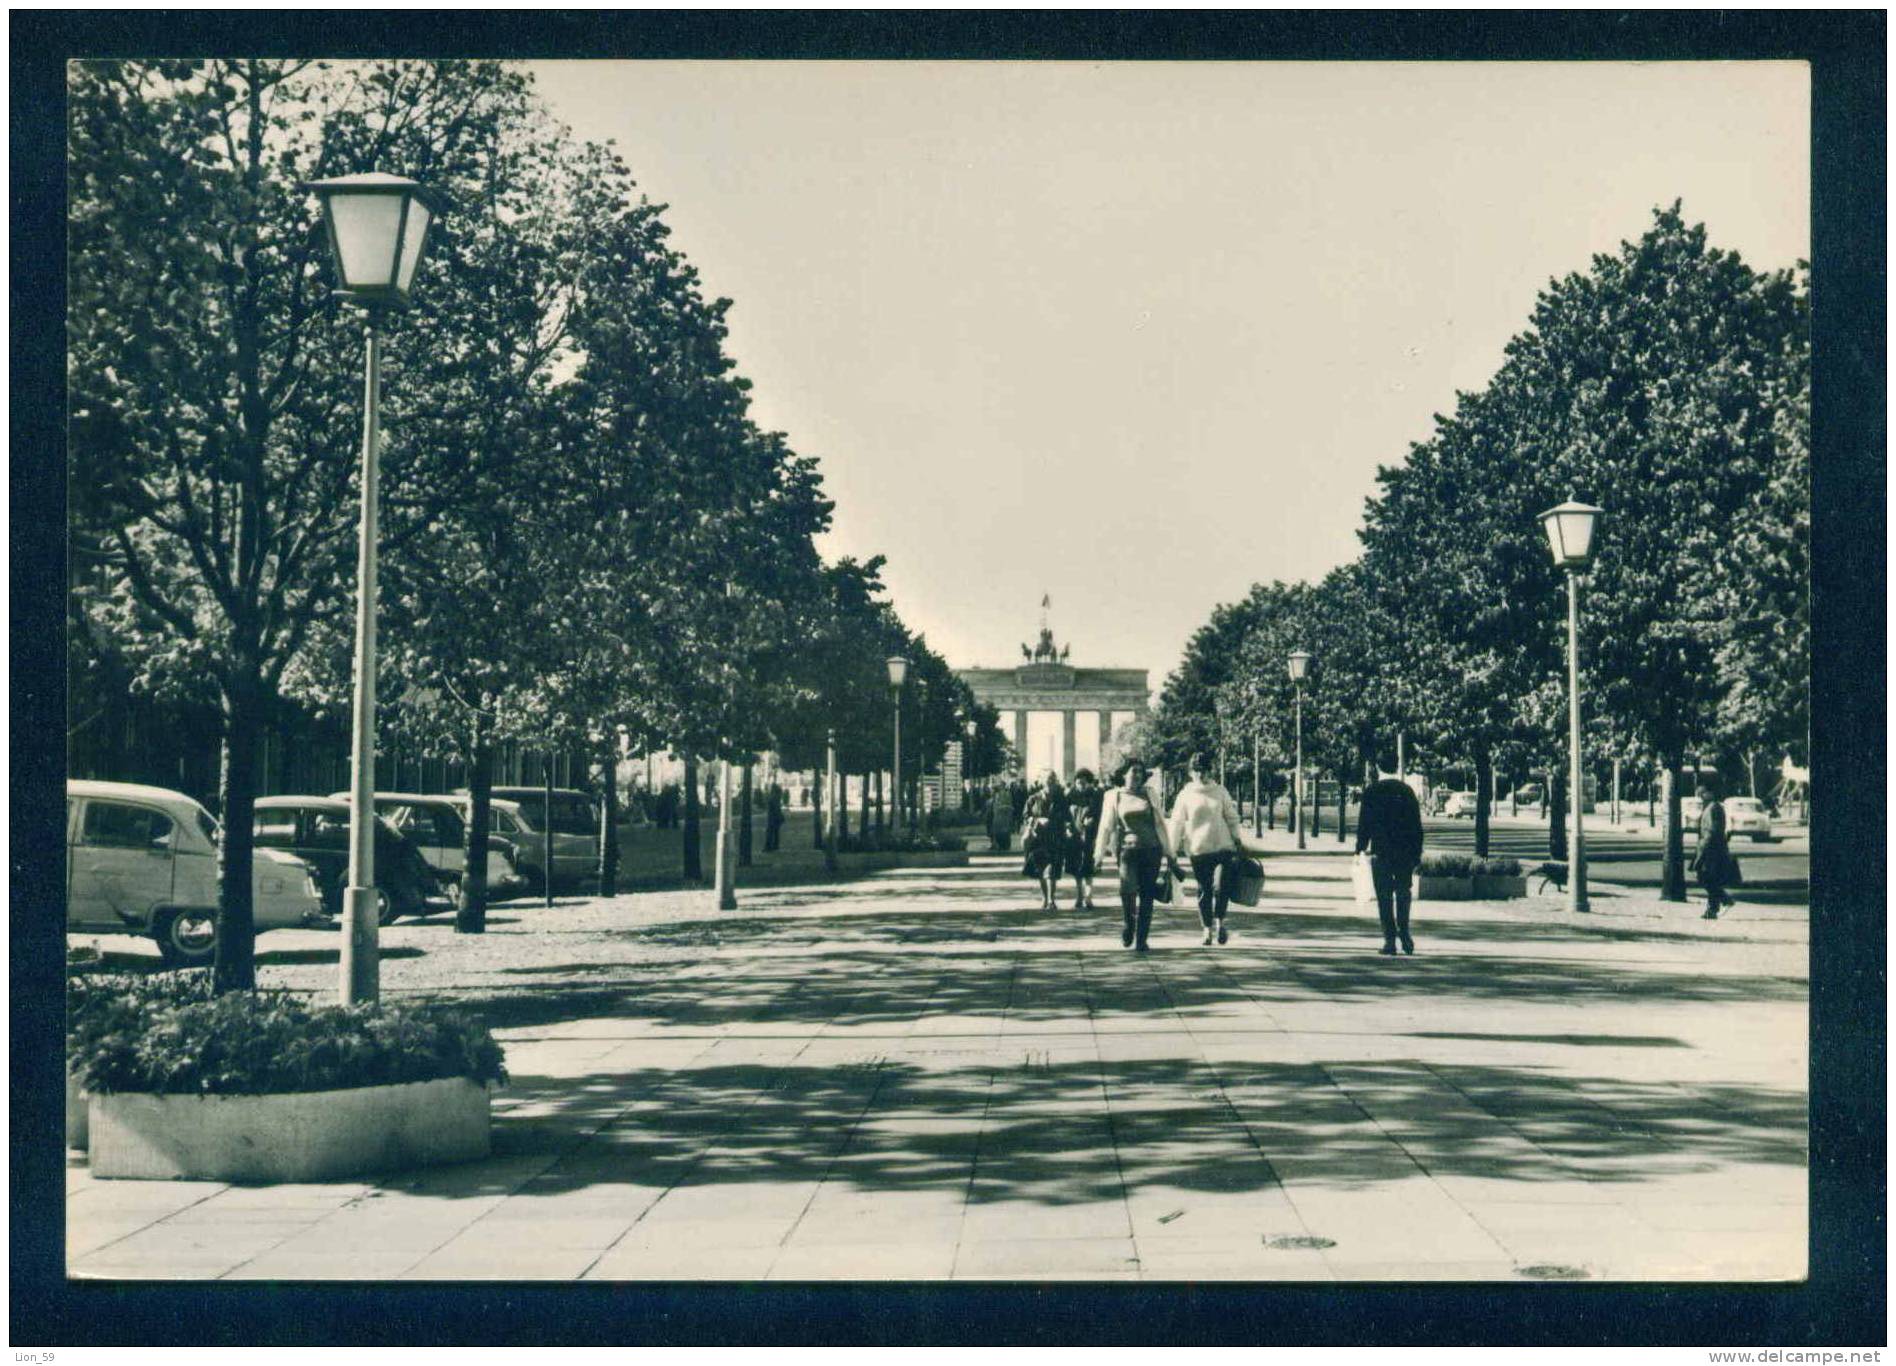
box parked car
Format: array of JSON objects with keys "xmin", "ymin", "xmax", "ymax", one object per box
[
  {"xmin": 253, "ymin": 796, "xmax": 435, "ymax": 924},
  {"xmin": 456, "ymin": 787, "xmax": 600, "ymax": 892},
  {"xmin": 327, "ymin": 792, "xmax": 526, "ymax": 898},
  {"xmin": 67, "ymin": 780, "xmax": 327, "ymax": 966},
  {"xmin": 1722, "ymin": 796, "xmax": 1775, "ymax": 842},
  {"xmin": 1441, "ymin": 791, "xmax": 1480, "ymax": 819},
  {"xmin": 1513, "ymin": 783, "xmax": 1545, "ymax": 807}
]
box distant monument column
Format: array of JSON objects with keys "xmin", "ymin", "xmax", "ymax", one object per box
[
  {"xmin": 1061, "ymin": 711, "xmax": 1077, "ymax": 782},
  {"xmin": 1013, "ymin": 710, "xmax": 1028, "ymax": 770},
  {"xmin": 1099, "ymin": 711, "xmax": 1114, "ymax": 767}
]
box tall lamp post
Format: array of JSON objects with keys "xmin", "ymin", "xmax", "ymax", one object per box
[
  {"xmin": 965, "ymin": 717, "xmax": 979, "ymax": 811},
  {"xmin": 1288, "ymin": 650, "xmax": 1311, "ymax": 850},
  {"xmin": 1539, "ymin": 499, "xmax": 1602, "ymax": 915},
  {"xmin": 715, "ymin": 755, "xmax": 738, "ymax": 910},
  {"xmin": 307, "ymin": 172, "xmax": 439, "ymax": 1006},
  {"xmin": 887, "ymin": 657, "xmax": 909, "ymax": 833}
]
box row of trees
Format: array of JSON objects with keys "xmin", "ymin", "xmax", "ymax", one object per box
[
  {"xmin": 68, "ymin": 59, "xmax": 1002, "ymax": 990},
  {"xmin": 1148, "ymin": 206, "xmax": 1809, "ymax": 897}
]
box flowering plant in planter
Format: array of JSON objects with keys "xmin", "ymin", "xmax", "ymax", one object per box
[
  {"xmin": 1471, "ymin": 857, "xmax": 1523, "ymax": 877},
  {"xmin": 1470, "ymin": 855, "xmax": 1528, "ymax": 899},
  {"xmin": 1418, "ymin": 852, "xmax": 1475, "ymax": 878},
  {"xmin": 69, "ymin": 977, "xmax": 505, "ymax": 1097}
]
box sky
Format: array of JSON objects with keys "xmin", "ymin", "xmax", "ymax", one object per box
[{"xmin": 525, "ymin": 60, "xmax": 1809, "ymax": 697}]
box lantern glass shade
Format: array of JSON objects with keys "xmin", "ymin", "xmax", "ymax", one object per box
[
  {"xmin": 886, "ymin": 656, "xmax": 910, "ymax": 688},
  {"xmin": 308, "ymin": 172, "xmax": 436, "ymax": 304},
  {"xmin": 1287, "ymin": 650, "xmax": 1312, "ymax": 683},
  {"xmin": 394, "ymin": 198, "xmax": 433, "ymax": 293},
  {"xmin": 1539, "ymin": 499, "xmax": 1603, "ymax": 570}
]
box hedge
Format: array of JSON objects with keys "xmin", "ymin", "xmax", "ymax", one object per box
[{"xmin": 68, "ymin": 973, "xmax": 505, "ymax": 1097}]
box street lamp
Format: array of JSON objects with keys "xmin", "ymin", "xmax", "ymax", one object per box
[
  {"xmin": 965, "ymin": 717, "xmax": 979, "ymax": 811},
  {"xmin": 887, "ymin": 657, "xmax": 909, "ymax": 834},
  {"xmin": 308, "ymin": 172, "xmax": 439, "ymax": 1005},
  {"xmin": 1288, "ymin": 650, "xmax": 1312, "ymax": 851},
  {"xmin": 1539, "ymin": 498, "xmax": 1603, "ymax": 914}
]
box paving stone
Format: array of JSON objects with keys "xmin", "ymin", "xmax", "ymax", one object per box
[{"xmin": 952, "ymin": 1236, "xmax": 1142, "ymax": 1278}]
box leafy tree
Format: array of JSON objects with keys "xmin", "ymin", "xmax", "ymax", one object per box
[{"xmin": 69, "ymin": 59, "xmax": 544, "ymax": 988}]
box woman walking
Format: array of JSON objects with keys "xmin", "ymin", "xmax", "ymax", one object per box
[
  {"xmin": 1020, "ymin": 771, "xmax": 1071, "ymax": 910},
  {"xmin": 986, "ymin": 783, "xmax": 1016, "ymax": 853},
  {"xmin": 1691, "ymin": 782, "xmax": 1738, "ymax": 919},
  {"xmin": 1168, "ymin": 750, "xmax": 1247, "ymax": 946},
  {"xmin": 1066, "ymin": 768, "xmax": 1105, "ymax": 910},
  {"xmin": 1093, "ymin": 758, "xmax": 1181, "ymax": 953}
]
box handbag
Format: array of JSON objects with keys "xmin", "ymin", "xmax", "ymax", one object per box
[
  {"xmin": 1350, "ymin": 853, "xmax": 1376, "ymax": 907},
  {"xmin": 1229, "ymin": 856, "xmax": 1266, "ymax": 908},
  {"xmin": 1154, "ymin": 867, "xmax": 1177, "ymax": 906}
]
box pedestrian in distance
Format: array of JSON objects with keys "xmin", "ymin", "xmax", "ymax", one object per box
[
  {"xmin": 1691, "ymin": 781, "xmax": 1738, "ymax": 919},
  {"xmin": 1168, "ymin": 750, "xmax": 1248, "ymax": 946},
  {"xmin": 1355, "ymin": 764, "xmax": 1425, "ymax": 955},
  {"xmin": 764, "ymin": 781, "xmax": 785, "ymax": 853},
  {"xmin": 1020, "ymin": 770, "xmax": 1071, "ymax": 910},
  {"xmin": 1094, "ymin": 757, "xmax": 1182, "ymax": 954},
  {"xmin": 1066, "ymin": 768, "xmax": 1105, "ymax": 911},
  {"xmin": 986, "ymin": 783, "xmax": 1017, "ymax": 854}
]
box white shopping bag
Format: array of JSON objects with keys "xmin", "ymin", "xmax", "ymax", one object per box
[{"xmin": 1351, "ymin": 853, "xmax": 1376, "ymax": 907}]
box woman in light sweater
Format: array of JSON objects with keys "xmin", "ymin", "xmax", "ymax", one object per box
[
  {"xmin": 1168, "ymin": 750, "xmax": 1248, "ymax": 946},
  {"xmin": 1093, "ymin": 758, "xmax": 1182, "ymax": 953}
]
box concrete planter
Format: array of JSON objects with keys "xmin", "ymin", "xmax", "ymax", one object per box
[
  {"xmin": 1417, "ymin": 875, "xmax": 1475, "ymax": 901},
  {"xmin": 1473, "ymin": 874, "xmax": 1528, "ymax": 900},
  {"xmin": 88, "ymin": 1076, "xmax": 490, "ymax": 1183},
  {"xmin": 67, "ymin": 1067, "xmax": 88, "ymax": 1151}
]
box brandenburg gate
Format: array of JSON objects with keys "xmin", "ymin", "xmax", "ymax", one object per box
[{"xmin": 957, "ymin": 621, "xmax": 1150, "ymax": 782}]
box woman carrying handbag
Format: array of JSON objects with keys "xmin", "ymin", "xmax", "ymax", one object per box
[{"xmin": 1093, "ymin": 758, "xmax": 1182, "ymax": 953}]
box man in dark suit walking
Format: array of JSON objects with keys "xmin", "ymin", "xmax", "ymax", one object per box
[{"xmin": 1355, "ymin": 767, "xmax": 1425, "ymax": 956}]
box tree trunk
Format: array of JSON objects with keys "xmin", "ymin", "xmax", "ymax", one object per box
[
  {"xmin": 874, "ymin": 768, "xmax": 884, "ymax": 835},
  {"xmin": 683, "ymin": 754, "xmax": 703, "ymax": 882},
  {"xmin": 812, "ymin": 773, "xmax": 825, "ymax": 848},
  {"xmin": 1549, "ymin": 771, "xmax": 1569, "ymax": 861},
  {"xmin": 1336, "ymin": 770, "xmax": 1348, "ymax": 842},
  {"xmin": 457, "ymin": 722, "xmax": 492, "ymax": 934},
  {"xmin": 837, "ymin": 773, "xmax": 850, "ymax": 842},
  {"xmin": 1474, "ymin": 745, "xmax": 1493, "ymax": 860},
  {"xmin": 859, "ymin": 769, "xmax": 870, "ymax": 839},
  {"xmin": 598, "ymin": 736, "xmax": 620, "ymax": 895},
  {"xmin": 1266, "ymin": 773, "xmax": 1275, "ymax": 830},
  {"xmin": 738, "ymin": 761, "xmax": 754, "ymax": 868},
  {"xmin": 1660, "ymin": 759, "xmax": 1687, "ymax": 901},
  {"xmin": 213, "ymin": 682, "xmax": 261, "ymax": 993}
]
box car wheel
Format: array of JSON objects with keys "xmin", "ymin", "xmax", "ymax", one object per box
[
  {"xmin": 1752, "ymin": 833, "xmax": 1770, "ymax": 842},
  {"xmin": 375, "ymin": 888, "xmax": 399, "ymax": 926},
  {"xmin": 519, "ymin": 866, "xmax": 546, "ymax": 895},
  {"xmin": 154, "ymin": 910, "xmax": 217, "ymax": 967}
]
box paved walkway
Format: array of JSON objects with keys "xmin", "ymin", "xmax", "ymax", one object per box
[{"xmin": 67, "ymin": 839, "xmax": 1808, "ymax": 1282}]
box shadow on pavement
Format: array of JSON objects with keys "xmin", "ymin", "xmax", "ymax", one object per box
[
  {"xmin": 406, "ymin": 899, "xmax": 1803, "ymax": 1040},
  {"xmin": 394, "ymin": 1053, "xmax": 1807, "ymax": 1209}
]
